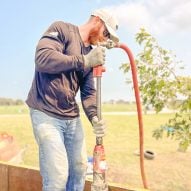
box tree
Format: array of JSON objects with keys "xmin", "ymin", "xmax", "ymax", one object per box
[
  {"xmin": 120, "ymin": 28, "xmax": 191, "ymax": 151},
  {"xmin": 0, "ymin": 97, "xmax": 24, "ymax": 105}
]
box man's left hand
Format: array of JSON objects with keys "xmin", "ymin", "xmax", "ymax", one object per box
[{"xmin": 91, "ymin": 116, "xmax": 106, "ymax": 137}]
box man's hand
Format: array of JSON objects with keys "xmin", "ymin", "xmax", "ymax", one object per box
[
  {"xmin": 92, "ymin": 116, "xmax": 106, "ymax": 137},
  {"xmin": 83, "ymin": 47, "xmax": 105, "ymax": 68}
]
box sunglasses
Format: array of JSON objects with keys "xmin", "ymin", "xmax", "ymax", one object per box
[{"xmin": 103, "ymin": 27, "xmax": 110, "ymax": 39}]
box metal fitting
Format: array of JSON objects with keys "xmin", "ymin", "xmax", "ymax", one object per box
[{"xmin": 98, "ymin": 40, "xmax": 117, "ymax": 49}]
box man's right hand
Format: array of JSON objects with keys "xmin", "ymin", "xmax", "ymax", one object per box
[{"xmin": 83, "ymin": 46, "xmax": 105, "ymax": 68}]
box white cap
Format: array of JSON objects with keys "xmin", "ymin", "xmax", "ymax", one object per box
[{"xmin": 91, "ymin": 9, "xmax": 119, "ymax": 43}]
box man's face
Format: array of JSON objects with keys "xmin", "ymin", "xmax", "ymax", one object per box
[{"xmin": 88, "ymin": 18, "xmax": 110, "ymax": 45}]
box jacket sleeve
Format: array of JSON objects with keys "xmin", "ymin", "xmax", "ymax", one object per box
[
  {"xmin": 35, "ymin": 21, "xmax": 84, "ymax": 74},
  {"xmin": 80, "ymin": 70, "xmax": 97, "ymax": 122}
]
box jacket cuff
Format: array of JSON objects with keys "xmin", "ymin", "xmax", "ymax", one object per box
[{"xmin": 76, "ymin": 55, "xmax": 85, "ymax": 71}]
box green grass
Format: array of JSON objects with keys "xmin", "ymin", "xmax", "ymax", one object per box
[
  {"xmin": 0, "ymin": 105, "xmax": 29, "ymax": 114},
  {"xmin": 100, "ymin": 103, "xmax": 137, "ymax": 112},
  {"xmin": 0, "ymin": 103, "xmax": 136, "ymax": 115},
  {"xmin": 0, "ymin": 105, "xmax": 190, "ymax": 191}
]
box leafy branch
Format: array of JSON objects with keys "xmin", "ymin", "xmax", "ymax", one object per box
[{"xmin": 120, "ymin": 28, "xmax": 191, "ymax": 151}]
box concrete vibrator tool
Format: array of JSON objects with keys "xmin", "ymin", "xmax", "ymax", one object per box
[{"xmin": 91, "ymin": 40, "xmax": 149, "ymax": 191}]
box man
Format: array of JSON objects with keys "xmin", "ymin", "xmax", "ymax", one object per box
[{"xmin": 26, "ymin": 8, "xmax": 119, "ymax": 191}]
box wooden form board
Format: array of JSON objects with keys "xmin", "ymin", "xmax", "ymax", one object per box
[{"xmin": 0, "ymin": 162, "xmax": 140, "ymax": 191}]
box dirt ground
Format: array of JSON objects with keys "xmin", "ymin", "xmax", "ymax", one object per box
[{"xmin": 107, "ymin": 148, "xmax": 191, "ymax": 191}]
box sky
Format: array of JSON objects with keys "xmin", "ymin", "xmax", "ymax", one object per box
[{"xmin": 0, "ymin": 0, "xmax": 190, "ymax": 102}]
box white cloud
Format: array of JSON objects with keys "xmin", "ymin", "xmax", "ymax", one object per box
[{"xmin": 108, "ymin": 0, "xmax": 191, "ymax": 35}]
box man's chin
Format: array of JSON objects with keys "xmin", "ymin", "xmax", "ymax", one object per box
[
  {"xmin": 89, "ymin": 40, "xmax": 97, "ymax": 45},
  {"xmin": 90, "ymin": 40, "xmax": 104, "ymax": 46}
]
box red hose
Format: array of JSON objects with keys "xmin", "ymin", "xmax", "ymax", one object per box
[{"xmin": 116, "ymin": 43, "xmax": 148, "ymax": 189}]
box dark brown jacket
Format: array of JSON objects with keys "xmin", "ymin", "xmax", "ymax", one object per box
[{"xmin": 26, "ymin": 21, "xmax": 97, "ymax": 121}]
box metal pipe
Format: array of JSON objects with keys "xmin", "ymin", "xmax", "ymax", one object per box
[
  {"xmin": 96, "ymin": 77, "xmax": 102, "ymax": 120},
  {"xmin": 91, "ymin": 65, "xmax": 108, "ymax": 191}
]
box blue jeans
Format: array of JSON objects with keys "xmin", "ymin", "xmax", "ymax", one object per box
[{"xmin": 30, "ymin": 108, "xmax": 87, "ymax": 191}]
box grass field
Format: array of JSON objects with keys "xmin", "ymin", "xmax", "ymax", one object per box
[{"xmin": 0, "ymin": 105, "xmax": 190, "ymax": 191}]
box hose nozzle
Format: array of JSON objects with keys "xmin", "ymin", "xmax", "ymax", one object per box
[{"xmin": 98, "ymin": 40, "xmax": 118, "ymax": 49}]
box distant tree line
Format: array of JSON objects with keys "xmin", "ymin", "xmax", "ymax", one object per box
[
  {"xmin": 103, "ymin": 99, "xmax": 136, "ymax": 104},
  {"xmin": 0, "ymin": 97, "xmax": 24, "ymax": 105}
]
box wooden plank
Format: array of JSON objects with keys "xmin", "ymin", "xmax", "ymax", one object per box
[
  {"xmin": 0, "ymin": 162, "xmax": 143, "ymax": 191},
  {"xmin": 84, "ymin": 180, "xmax": 91, "ymax": 191},
  {"xmin": 8, "ymin": 165, "xmax": 42, "ymax": 191},
  {"xmin": 109, "ymin": 184, "xmax": 137, "ymax": 191},
  {"xmin": 84, "ymin": 180, "xmax": 131, "ymax": 191},
  {"xmin": 0, "ymin": 163, "xmax": 8, "ymax": 191}
]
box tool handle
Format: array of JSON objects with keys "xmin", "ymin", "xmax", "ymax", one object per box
[
  {"xmin": 93, "ymin": 65, "xmax": 105, "ymax": 145},
  {"xmin": 93, "ymin": 65, "xmax": 105, "ymax": 120},
  {"xmin": 93, "ymin": 65, "xmax": 105, "ymax": 78}
]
